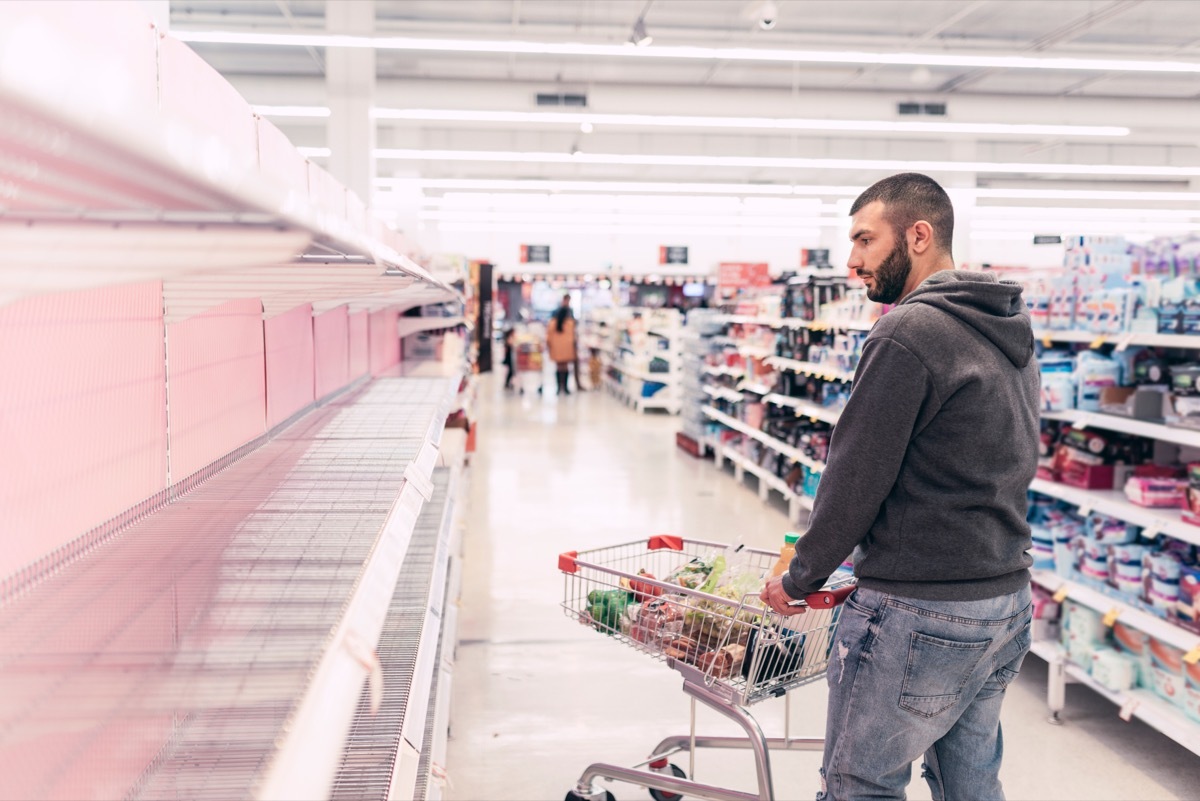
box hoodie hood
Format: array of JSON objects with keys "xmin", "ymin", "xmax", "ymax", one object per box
[{"xmin": 900, "ymin": 270, "xmax": 1034, "ymax": 368}]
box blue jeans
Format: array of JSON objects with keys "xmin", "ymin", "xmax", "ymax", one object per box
[{"xmin": 817, "ymin": 585, "xmax": 1032, "ymax": 801}]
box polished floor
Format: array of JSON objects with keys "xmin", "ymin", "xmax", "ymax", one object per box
[{"xmin": 447, "ymin": 372, "xmax": 1200, "ymax": 801}]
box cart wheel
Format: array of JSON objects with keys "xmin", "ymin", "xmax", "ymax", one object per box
[
  {"xmin": 564, "ymin": 791, "xmax": 615, "ymax": 801},
  {"xmin": 648, "ymin": 764, "xmax": 688, "ymax": 801}
]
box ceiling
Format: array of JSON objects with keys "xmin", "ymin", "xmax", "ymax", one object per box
[{"xmin": 168, "ymin": 0, "xmax": 1200, "ymax": 251}]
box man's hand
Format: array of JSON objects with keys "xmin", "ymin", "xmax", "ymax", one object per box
[{"xmin": 760, "ymin": 575, "xmax": 807, "ymax": 616}]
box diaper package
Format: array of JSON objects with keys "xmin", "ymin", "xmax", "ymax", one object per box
[{"xmin": 1147, "ymin": 636, "xmax": 1187, "ymax": 707}]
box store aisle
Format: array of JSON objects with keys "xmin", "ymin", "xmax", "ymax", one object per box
[{"xmin": 448, "ymin": 376, "xmax": 1200, "ymax": 801}]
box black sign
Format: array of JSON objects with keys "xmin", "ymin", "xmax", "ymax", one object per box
[
  {"xmin": 660, "ymin": 246, "xmax": 689, "ymax": 265},
  {"xmin": 521, "ymin": 244, "xmax": 551, "ymax": 263},
  {"xmin": 1033, "ymin": 235, "xmax": 1063, "ymax": 245},
  {"xmin": 802, "ymin": 248, "xmax": 831, "ymax": 268}
]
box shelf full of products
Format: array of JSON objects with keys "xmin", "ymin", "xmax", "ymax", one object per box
[
  {"xmin": 1011, "ymin": 234, "xmax": 1200, "ymax": 752},
  {"xmin": 683, "ymin": 273, "xmax": 875, "ymax": 523},
  {"xmin": 593, "ymin": 307, "xmax": 684, "ymax": 414}
]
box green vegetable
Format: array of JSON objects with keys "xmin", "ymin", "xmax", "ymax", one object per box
[
  {"xmin": 699, "ymin": 555, "xmax": 727, "ymax": 594},
  {"xmin": 588, "ymin": 589, "xmax": 633, "ymax": 633}
]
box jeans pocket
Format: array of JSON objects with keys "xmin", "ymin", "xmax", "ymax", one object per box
[{"xmin": 899, "ymin": 631, "xmax": 991, "ymax": 718}]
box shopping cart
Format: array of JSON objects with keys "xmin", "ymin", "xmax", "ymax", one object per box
[
  {"xmin": 558, "ymin": 535, "xmax": 854, "ymax": 801},
  {"xmin": 515, "ymin": 337, "xmax": 545, "ymax": 395}
]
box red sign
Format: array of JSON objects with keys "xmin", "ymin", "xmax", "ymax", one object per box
[{"xmin": 717, "ymin": 262, "xmax": 770, "ymax": 289}]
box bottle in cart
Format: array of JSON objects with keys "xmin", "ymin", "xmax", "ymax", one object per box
[{"xmin": 769, "ymin": 532, "xmax": 801, "ymax": 579}]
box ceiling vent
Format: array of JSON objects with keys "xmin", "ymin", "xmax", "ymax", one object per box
[
  {"xmin": 898, "ymin": 102, "xmax": 947, "ymax": 116},
  {"xmin": 536, "ymin": 92, "xmax": 588, "ymax": 107}
]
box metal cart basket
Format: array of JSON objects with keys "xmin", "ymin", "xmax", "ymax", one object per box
[
  {"xmin": 515, "ymin": 337, "xmax": 544, "ymax": 395},
  {"xmin": 558, "ymin": 535, "xmax": 855, "ymax": 801}
]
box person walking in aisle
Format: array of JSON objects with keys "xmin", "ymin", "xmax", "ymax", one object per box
[
  {"xmin": 546, "ymin": 294, "xmax": 578, "ymax": 395},
  {"xmin": 502, "ymin": 328, "xmax": 516, "ymax": 391},
  {"xmin": 760, "ymin": 173, "xmax": 1040, "ymax": 801}
]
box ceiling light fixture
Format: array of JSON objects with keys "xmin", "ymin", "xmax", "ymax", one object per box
[
  {"xmin": 372, "ymin": 147, "xmax": 1200, "ymax": 178},
  {"xmin": 367, "ymin": 108, "xmax": 1129, "ymax": 137},
  {"xmin": 580, "ymin": 121, "xmax": 594, "ymax": 134},
  {"xmin": 380, "ymin": 178, "xmax": 822, "ymax": 194},
  {"xmin": 373, "ymin": 178, "xmax": 1200, "ymax": 205},
  {"xmin": 172, "ymin": 30, "xmax": 1200, "ymax": 75},
  {"xmin": 628, "ymin": 17, "xmax": 653, "ymax": 47}
]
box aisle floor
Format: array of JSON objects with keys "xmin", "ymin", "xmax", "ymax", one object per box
[{"xmin": 448, "ymin": 375, "xmax": 1200, "ymax": 801}]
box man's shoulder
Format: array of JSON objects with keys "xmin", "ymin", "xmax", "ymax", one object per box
[{"xmin": 867, "ymin": 304, "xmax": 942, "ymax": 344}]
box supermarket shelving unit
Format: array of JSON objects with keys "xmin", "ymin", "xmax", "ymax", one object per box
[
  {"xmin": 0, "ymin": 5, "xmax": 467, "ymax": 800},
  {"xmin": 1023, "ymin": 331, "xmax": 1200, "ymax": 745},
  {"xmin": 690, "ymin": 311, "xmax": 856, "ymax": 524},
  {"xmin": 679, "ymin": 309, "xmax": 724, "ymax": 447},
  {"xmin": 599, "ymin": 308, "xmax": 683, "ymax": 414}
]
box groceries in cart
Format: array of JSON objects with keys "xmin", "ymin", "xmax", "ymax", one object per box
[{"xmin": 565, "ymin": 536, "xmax": 854, "ymax": 697}]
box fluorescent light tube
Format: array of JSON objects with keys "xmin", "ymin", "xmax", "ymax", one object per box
[
  {"xmin": 173, "ymin": 30, "xmax": 1200, "ymax": 75},
  {"xmin": 297, "ymin": 146, "xmax": 331, "ymax": 157},
  {"xmin": 374, "ymin": 178, "xmax": 1200, "ymax": 204},
  {"xmin": 372, "ymin": 148, "xmax": 1200, "ymax": 178},
  {"xmin": 973, "ymin": 187, "xmax": 1200, "ymax": 202},
  {"xmin": 370, "ymin": 108, "xmax": 1129, "ymax": 138},
  {"xmin": 430, "ymin": 221, "xmax": 824, "ymax": 238},
  {"xmin": 381, "ymin": 178, "xmax": 828, "ymax": 195}
]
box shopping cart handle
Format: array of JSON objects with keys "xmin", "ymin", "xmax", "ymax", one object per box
[{"xmin": 802, "ymin": 585, "xmax": 856, "ymax": 608}]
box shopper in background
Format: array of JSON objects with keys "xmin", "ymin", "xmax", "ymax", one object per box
[
  {"xmin": 760, "ymin": 173, "xmax": 1039, "ymax": 801},
  {"xmin": 546, "ymin": 294, "xmax": 577, "ymax": 395},
  {"xmin": 502, "ymin": 328, "xmax": 516, "ymax": 391}
]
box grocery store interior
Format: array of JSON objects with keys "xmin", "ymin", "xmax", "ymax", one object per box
[{"xmin": 6, "ymin": 1, "xmax": 1200, "ymax": 799}]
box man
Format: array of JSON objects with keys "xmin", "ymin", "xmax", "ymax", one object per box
[{"xmin": 760, "ymin": 173, "xmax": 1039, "ymax": 801}]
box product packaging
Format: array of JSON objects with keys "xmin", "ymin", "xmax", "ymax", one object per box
[
  {"xmin": 1147, "ymin": 636, "xmax": 1187, "ymax": 707},
  {"xmin": 1111, "ymin": 621, "xmax": 1151, "ymax": 687},
  {"xmin": 1091, "ymin": 647, "xmax": 1138, "ymax": 692}
]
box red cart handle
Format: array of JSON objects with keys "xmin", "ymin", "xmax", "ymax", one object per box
[{"xmin": 801, "ymin": 584, "xmax": 855, "ymax": 608}]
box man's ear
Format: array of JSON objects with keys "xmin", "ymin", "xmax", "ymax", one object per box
[{"xmin": 909, "ymin": 220, "xmax": 935, "ymax": 255}]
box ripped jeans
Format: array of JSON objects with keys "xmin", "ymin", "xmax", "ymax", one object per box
[{"xmin": 817, "ymin": 585, "xmax": 1031, "ymax": 801}]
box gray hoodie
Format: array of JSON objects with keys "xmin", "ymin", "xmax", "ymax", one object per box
[{"xmin": 782, "ymin": 270, "xmax": 1040, "ymax": 602}]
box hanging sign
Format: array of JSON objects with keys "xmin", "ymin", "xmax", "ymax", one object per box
[
  {"xmin": 801, "ymin": 248, "xmax": 831, "ymax": 268},
  {"xmin": 659, "ymin": 246, "xmax": 689, "ymax": 265},
  {"xmin": 520, "ymin": 244, "xmax": 551, "ymax": 263},
  {"xmin": 717, "ymin": 262, "xmax": 771, "ymax": 289}
]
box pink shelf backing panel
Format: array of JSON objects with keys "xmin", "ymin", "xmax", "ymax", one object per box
[
  {"xmin": 156, "ymin": 35, "xmax": 259, "ymax": 188},
  {"xmin": 265, "ymin": 304, "xmax": 316, "ymax": 429},
  {"xmin": 369, "ymin": 308, "xmax": 401, "ymax": 376},
  {"xmin": 166, "ymin": 298, "xmax": 266, "ymax": 482},
  {"xmin": 349, "ymin": 310, "xmax": 369, "ymax": 380},
  {"xmin": 0, "ymin": 282, "xmax": 168, "ymax": 581},
  {"xmin": 313, "ymin": 306, "xmax": 351, "ymax": 401},
  {"xmin": 256, "ymin": 116, "xmax": 311, "ymax": 209}
]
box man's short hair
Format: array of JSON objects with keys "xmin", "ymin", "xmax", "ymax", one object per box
[{"xmin": 850, "ymin": 173, "xmax": 954, "ymax": 254}]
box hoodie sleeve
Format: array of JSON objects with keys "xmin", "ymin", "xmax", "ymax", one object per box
[{"xmin": 781, "ymin": 334, "xmax": 939, "ymax": 598}]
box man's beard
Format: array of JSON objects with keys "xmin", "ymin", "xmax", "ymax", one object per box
[{"xmin": 863, "ymin": 238, "xmax": 912, "ymax": 304}]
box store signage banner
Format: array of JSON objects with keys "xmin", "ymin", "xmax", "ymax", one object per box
[
  {"xmin": 717, "ymin": 262, "xmax": 770, "ymax": 289},
  {"xmin": 659, "ymin": 246, "xmax": 689, "ymax": 265},
  {"xmin": 520, "ymin": 244, "xmax": 551, "ymax": 263}
]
